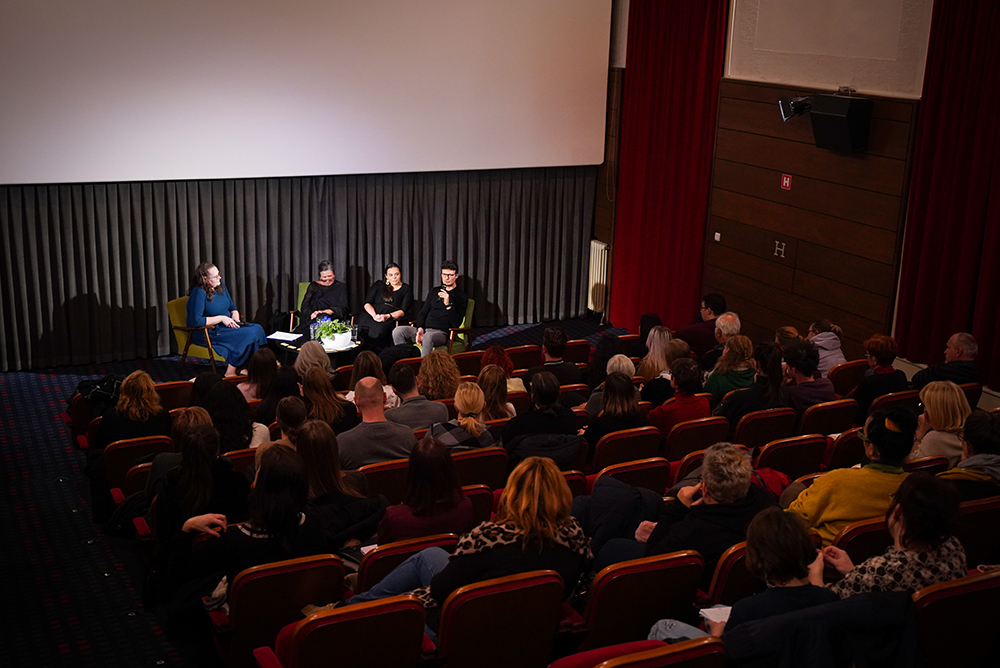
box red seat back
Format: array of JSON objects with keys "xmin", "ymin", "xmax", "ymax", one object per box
[
  {"xmin": 332, "ymin": 365, "xmax": 354, "ymax": 392},
  {"xmin": 703, "ymin": 541, "xmax": 764, "ymax": 607},
  {"xmin": 104, "ymin": 435, "xmax": 173, "ymax": 490},
  {"xmin": 828, "ymin": 359, "xmax": 868, "ymax": 396},
  {"xmin": 461, "ymin": 484, "xmax": 494, "ymax": 524},
  {"xmin": 831, "ymin": 517, "xmax": 892, "ymax": 565},
  {"xmin": 868, "ymin": 390, "xmax": 920, "ymax": 417},
  {"xmin": 826, "ymin": 427, "xmax": 867, "ymax": 470},
  {"xmin": 452, "ymin": 350, "xmax": 484, "ymax": 376},
  {"xmin": 796, "ymin": 399, "xmax": 858, "ymax": 436},
  {"xmin": 359, "ymin": 458, "xmax": 410, "ymax": 505},
  {"xmin": 588, "ymin": 637, "xmax": 727, "ymax": 668},
  {"xmin": 225, "ymin": 448, "xmax": 256, "ymax": 475},
  {"xmin": 958, "ymin": 382, "xmax": 983, "ymax": 410},
  {"xmin": 357, "ymin": 534, "xmax": 459, "ymax": 592},
  {"xmin": 451, "ymin": 447, "xmax": 509, "ymax": 490},
  {"xmin": 902, "ymin": 456, "xmax": 949, "ymax": 475},
  {"xmin": 733, "ymin": 408, "xmax": 797, "ymax": 452},
  {"xmin": 754, "ymin": 435, "xmax": 828, "ymax": 480},
  {"xmin": 592, "ymin": 427, "xmax": 662, "ymax": 473},
  {"xmin": 663, "ymin": 417, "xmax": 730, "ymax": 462},
  {"xmin": 912, "ymin": 570, "xmax": 1000, "ymax": 668},
  {"xmin": 596, "ymin": 458, "xmax": 672, "ymax": 495},
  {"xmin": 155, "ymin": 380, "xmax": 193, "ymax": 410},
  {"xmin": 564, "ymin": 339, "xmax": 592, "ymax": 364},
  {"xmin": 955, "ymin": 495, "xmax": 1000, "ymax": 567},
  {"xmin": 505, "ymin": 345, "xmax": 542, "ymax": 370}
]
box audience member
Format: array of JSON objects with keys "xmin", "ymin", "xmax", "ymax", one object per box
[
  {"xmin": 293, "ymin": 340, "xmax": 333, "ymax": 380},
  {"xmin": 377, "ymin": 437, "xmax": 476, "ymax": 544},
  {"xmin": 814, "ymin": 473, "xmax": 966, "ymax": 597},
  {"xmin": 848, "ymin": 335, "xmax": 909, "ymax": 424},
  {"xmin": 301, "ymin": 367, "xmax": 359, "ymax": 435},
  {"xmin": 787, "ymin": 407, "xmax": 915, "ymax": 545},
  {"xmin": 522, "ymin": 326, "xmax": 584, "ymax": 395},
  {"xmin": 586, "ymin": 354, "xmax": 638, "ymax": 419},
  {"xmin": 938, "ymin": 409, "xmax": 1000, "ymax": 500},
  {"xmin": 714, "ymin": 343, "xmax": 789, "ymax": 435},
  {"xmin": 699, "ymin": 312, "xmax": 741, "ymax": 371},
  {"xmin": 205, "ymin": 381, "xmax": 269, "ymax": 453},
  {"xmin": 911, "ymin": 332, "xmax": 981, "ymax": 389},
  {"xmin": 337, "ymin": 377, "xmax": 418, "ymax": 470},
  {"xmin": 911, "ymin": 380, "xmax": 971, "ymax": 468},
  {"xmin": 237, "ymin": 348, "xmax": 278, "ymax": 402},
  {"xmin": 582, "ymin": 372, "xmax": 647, "ymax": 450},
  {"xmin": 647, "ymin": 358, "xmax": 711, "ymax": 439},
  {"xmin": 254, "ymin": 366, "xmax": 304, "ymax": 427},
  {"xmin": 384, "ymin": 363, "xmax": 449, "ymax": 429},
  {"xmin": 805, "ymin": 319, "xmax": 847, "ymax": 377},
  {"xmin": 254, "ymin": 396, "xmax": 308, "ymax": 465},
  {"xmin": 146, "ymin": 406, "xmax": 214, "ymax": 506},
  {"xmin": 704, "ymin": 335, "xmax": 756, "ymax": 403},
  {"xmin": 189, "ymin": 371, "xmax": 223, "ymax": 410},
  {"xmin": 481, "ymin": 345, "xmax": 527, "ymax": 394},
  {"xmin": 429, "ymin": 382, "xmax": 498, "ymax": 450},
  {"xmin": 95, "ymin": 370, "xmax": 172, "ymax": 451},
  {"xmin": 783, "ymin": 341, "xmax": 836, "ymax": 415},
  {"xmin": 346, "ymin": 350, "xmax": 399, "ymax": 408},
  {"xmin": 639, "ymin": 338, "xmax": 692, "ymax": 407},
  {"xmin": 774, "ymin": 326, "xmax": 803, "ymax": 350},
  {"xmin": 674, "ymin": 293, "xmax": 726, "ymax": 358},
  {"xmin": 587, "ymin": 332, "xmax": 624, "ymax": 390},
  {"xmin": 502, "ymin": 371, "xmax": 582, "ymax": 470},
  {"xmin": 416, "ymin": 349, "xmax": 462, "ymax": 401},
  {"xmin": 477, "ymin": 364, "xmax": 516, "ymax": 421},
  {"xmin": 637, "ymin": 326, "xmax": 673, "ymax": 382}
]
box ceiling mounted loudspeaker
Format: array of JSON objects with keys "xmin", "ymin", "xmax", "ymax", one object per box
[
  {"xmin": 809, "ymin": 94, "xmax": 873, "ymax": 153},
  {"xmin": 778, "ymin": 96, "xmax": 811, "ymax": 122}
]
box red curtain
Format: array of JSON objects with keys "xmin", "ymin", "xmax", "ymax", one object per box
[
  {"xmin": 608, "ymin": 0, "xmax": 728, "ymax": 333},
  {"xmin": 895, "ymin": 0, "xmax": 1000, "ymax": 388}
]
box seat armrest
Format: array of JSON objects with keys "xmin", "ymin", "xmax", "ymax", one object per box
[
  {"xmin": 76, "ymin": 435, "xmax": 89, "ymax": 451},
  {"xmin": 111, "ymin": 488, "xmax": 126, "ymax": 505},
  {"xmin": 252, "ymin": 646, "xmax": 285, "ymax": 668},
  {"xmin": 133, "ymin": 517, "xmax": 151, "ymax": 539},
  {"xmin": 206, "ymin": 607, "xmax": 231, "ymax": 632}
]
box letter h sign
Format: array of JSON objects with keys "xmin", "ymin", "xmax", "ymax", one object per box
[{"xmin": 774, "ymin": 241, "xmax": 786, "ymax": 258}]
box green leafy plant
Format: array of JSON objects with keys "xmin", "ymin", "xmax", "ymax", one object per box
[{"xmin": 315, "ymin": 318, "xmax": 350, "ymax": 339}]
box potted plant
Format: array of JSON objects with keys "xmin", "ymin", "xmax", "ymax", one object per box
[{"xmin": 314, "ymin": 318, "xmax": 351, "ymax": 350}]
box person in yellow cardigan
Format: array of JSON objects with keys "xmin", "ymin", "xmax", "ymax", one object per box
[{"xmin": 787, "ymin": 406, "xmax": 916, "ymax": 546}]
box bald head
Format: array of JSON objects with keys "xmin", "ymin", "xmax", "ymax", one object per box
[{"xmin": 355, "ymin": 376, "xmax": 386, "ymax": 417}]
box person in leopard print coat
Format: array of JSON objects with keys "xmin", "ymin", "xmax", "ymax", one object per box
[{"xmin": 810, "ymin": 473, "xmax": 967, "ymax": 597}]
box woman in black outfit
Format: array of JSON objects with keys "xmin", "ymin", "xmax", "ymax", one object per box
[
  {"xmin": 297, "ymin": 260, "xmax": 350, "ymax": 334},
  {"xmin": 713, "ymin": 342, "xmax": 790, "ymax": 437},
  {"xmin": 357, "ymin": 262, "xmax": 413, "ymax": 351}
]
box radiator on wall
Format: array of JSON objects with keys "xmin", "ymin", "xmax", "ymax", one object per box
[{"xmin": 588, "ymin": 239, "xmax": 609, "ymax": 312}]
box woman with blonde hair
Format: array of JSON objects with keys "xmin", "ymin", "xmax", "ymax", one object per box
[
  {"xmin": 418, "ymin": 349, "xmax": 462, "ymax": 401},
  {"xmin": 637, "ymin": 325, "xmax": 673, "ymax": 382},
  {"xmin": 640, "ymin": 338, "xmax": 693, "ymax": 407},
  {"xmin": 704, "ymin": 335, "xmax": 756, "ymax": 403},
  {"xmin": 345, "ymin": 456, "xmax": 591, "ymax": 621},
  {"xmin": 429, "ymin": 382, "xmax": 498, "ymax": 450},
  {"xmin": 95, "ymin": 370, "xmax": 171, "ymax": 451},
  {"xmin": 293, "ymin": 340, "xmax": 333, "ymax": 379},
  {"xmin": 344, "ymin": 350, "xmax": 400, "ymax": 408},
  {"xmin": 301, "ymin": 367, "xmax": 358, "ymax": 434},
  {"xmin": 911, "ymin": 380, "xmax": 972, "ymax": 467},
  {"xmin": 477, "ymin": 364, "xmax": 516, "ymax": 421}
]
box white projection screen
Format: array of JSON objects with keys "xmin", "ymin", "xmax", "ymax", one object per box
[{"xmin": 0, "ymin": 0, "xmax": 612, "ymax": 185}]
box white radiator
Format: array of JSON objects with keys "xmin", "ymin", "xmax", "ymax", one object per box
[{"xmin": 588, "ymin": 239, "xmax": 609, "ymax": 312}]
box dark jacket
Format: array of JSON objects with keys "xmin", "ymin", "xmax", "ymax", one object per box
[
  {"xmin": 301, "ymin": 280, "xmax": 349, "ymax": 321},
  {"xmin": 415, "ymin": 285, "xmax": 467, "ymax": 331},
  {"xmin": 713, "ymin": 378, "xmax": 789, "ymax": 436},
  {"xmin": 849, "ymin": 369, "xmax": 909, "ymax": 424},
  {"xmin": 296, "ymin": 490, "xmax": 388, "ymax": 555},
  {"xmin": 911, "ymin": 359, "xmax": 980, "ymax": 390},
  {"xmin": 572, "ymin": 475, "xmax": 662, "ymax": 555}
]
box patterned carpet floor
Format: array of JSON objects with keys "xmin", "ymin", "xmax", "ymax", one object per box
[{"xmin": 0, "ymin": 317, "xmax": 624, "ymax": 667}]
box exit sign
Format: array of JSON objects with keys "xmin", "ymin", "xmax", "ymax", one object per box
[{"xmin": 780, "ymin": 174, "xmax": 792, "ymax": 190}]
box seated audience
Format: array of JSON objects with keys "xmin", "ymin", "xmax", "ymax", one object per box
[
  {"xmin": 477, "ymin": 364, "xmax": 517, "ymax": 421},
  {"xmin": 254, "ymin": 366, "xmax": 304, "ymax": 427},
  {"xmin": 699, "ymin": 311, "xmax": 741, "ymax": 371},
  {"xmin": 293, "ymin": 340, "xmax": 334, "ymax": 379},
  {"xmin": 345, "ymin": 456, "xmax": 590, "ymax": 633},
  {"xmin": 788, "ymin": 407, "xmax": 915, "ymax": 545},
  {"xmin": 294, "ymin": 420, "xmax": 387, "ymax": 554},
  {"xmin": 674, "ymin": 293, "xmax": 726, "ymax": 358},
  {"xmin": 429, "ymin": 382, "xmax": 498, "ymax": 450},
  {"xmin": 848, "ymin": 334, "xmax": 909, "ymax": 424},
  {"xmin": 237, "ymin": 348, "xmax": 278, "ymax": 402},
  {"xmin": 649, "ymin": 507, "xmax": 837, "ymax": 641},
  {"xmin": 302, "ymin": 367, "xmax": 359, "ymax": 435},
  {"xmin": 206, "ymin": 381, "xmax": 269, "ymax": 453},
  {"xmin": 502, "ymin": 372, "xmax": 582, "ymax": 470},
  {"xmin": 95, "ymin": 369, "xmax": 171, "ymax": 451},
  {"xmin": 337, "ymin": 377, "xmax": 418, "ymax": 470},
  {"xmin": 385, "ymin": 363, "xmax": 449, "ymax": 429},
  {"xmin": 806, "ymin": 319, "xmax": 847, "ymax": 377},
  {"xmin": 647, "ymin": 358, "xmax": 711, "ymax": 439},
  {"xmin": 637, "ymin": 326, "xmax": 673, "ymax": 382},
  {"xmin": 147, "ymin": 406, "xmax": 214, "ymax": 504},
  {"xmin": 586, "ymin": 354, "xmax": 639, "ymax": 419},
  {"xmin": 714, "ymin": 343, "xmax": 789, "ymax": 435},
  {"xmin": 911, "ymin": 380, "xmax": 971, "ymax": 468},
  {"xmin": 416, "ymin": 349, "xmax": 461, "ymax": 402},
  {"xmin": 583, "ymin": 372, "xmax": 647, "ymax": 450},
  {"xmin": 704, "ymin": 335, "xmax": 757, "ymax": 403},
  {"xmin": 523, "ymin": 326, "xmax": 583, "ymax": 395},
  {"xmin": 639, "ymin": 338, "xmax": 692, "ymax": 407},
  {"xmin": 254, "ymin": 396, "xmax": 308, "ymax": 465},
  {"xmin": 938, "ymin": 409, "xmax": 1000, "ymax": 500},
  {"xmin": 481, "ymin": 345, "xmax": 527, "ymax": 394},
  {"xmin": 346, "ymin": 350, "xmax": 400, "ymax": 408},
  {"xmin": 586, "ymin": 332, "xmax": 624, "ymax": 390},
  {"xmin": 814, "ymin": 473, "xmax": 966, "ymax": 597},
  {"xmin": 377, "ymin": 437, "xmax": 476, "ymax": 544},
  {"xmin": 189, "ymin": 371, "xmax": 223, "ymax": 410},
  {"xmin": 911, "ymin": 332, "xmax": 981, "ymax": 389},
  {"xmin": 783, "ymin": 341, "xmax": 836, "ymax": 415},
  {"xmin": 774, "ymin": 326, "xmax": 803, "ymax": 350},
  {"xmin": 590, "ymin": 443, "xmax": 774, "ymax": 582}
]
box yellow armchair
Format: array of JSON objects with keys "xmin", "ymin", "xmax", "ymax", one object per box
[{"xmin": 167, "ymin": 296, "xmax": 226, "ymax": 373}]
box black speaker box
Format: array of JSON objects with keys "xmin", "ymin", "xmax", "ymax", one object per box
[{"xmin": 810, "ymin": 95, "xmax": 873, "ymax": 153}]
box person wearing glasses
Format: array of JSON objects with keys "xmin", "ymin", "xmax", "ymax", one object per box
[
  {"xmin": 846, "ymin": 334, "xmax": 908, "ymax": 425},
  {"xmin": 299, "ymin": 260, "xmax": 349, "ymax": 329},
  {"xmin": 674, "ymin": 293, "xmax": 726, "ymax": 358},
  {"xmin": 186, "ymin": 262, "xmax": 267, "ymax": 377},
  {"xmin": 392, "ymin": 260, "xmax": 467, "ymax": 357}
]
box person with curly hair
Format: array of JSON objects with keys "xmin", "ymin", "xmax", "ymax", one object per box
[
  {"xmin": 95, "ymin": 370, "xmax": 171, "ymax": 451},
  {"xmin": 480, "ymin": 344, "xmax": 527, "ymax": 394},
  {"xmin": 417, "ymin": 350, "xmax": 462, "ymax": 401}
]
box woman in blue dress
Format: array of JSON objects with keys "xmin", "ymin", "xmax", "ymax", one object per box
[{"xmin": 186, "ymin": 262, "xmax": 267, "ymax": 376}]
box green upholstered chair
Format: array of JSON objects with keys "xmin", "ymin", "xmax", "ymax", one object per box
[
  {"xmin": 286, "ymin": 281, "xmax": 311, "ymax": 332},
  {"xmin": 434, "ymin": 298, "xmax": 475, "ymax": 354},
  {"xmin": 168, "ymin": 296, "xmax": 226, "ymax": 373}
]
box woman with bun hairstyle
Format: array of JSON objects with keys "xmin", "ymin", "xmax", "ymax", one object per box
[{"xmin": 428, "ymin": 382, "xmax": 498, "ymax": 450}]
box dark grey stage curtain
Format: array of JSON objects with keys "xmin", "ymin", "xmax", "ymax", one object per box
[{"xmin": 0, "ymin": 167, "xmax": 595, "ymax": 371}]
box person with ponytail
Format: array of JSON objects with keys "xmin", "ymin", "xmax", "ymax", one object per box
[
  {"xmin": 788, "ymin": 406, "xmax": 916, "ymax": 546},
  {"xmin": 428, "ymin": 382, "xmax": 498, "ymax": 450},
  {"xmin": 714, "ymin": 342, "xmax": 790, "ymax": 435},
  {"xmin": 254, "ymin": 396, "xmax": 309, "ymax": 466},
  {"xmin": 805, "ymin": 319, "xmax": 847, "ymax": 377}
]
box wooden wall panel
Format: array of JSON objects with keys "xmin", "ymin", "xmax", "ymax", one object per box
[{"xmin": 703, "ymin": 80, "xmax": 917, "ymax": 360}]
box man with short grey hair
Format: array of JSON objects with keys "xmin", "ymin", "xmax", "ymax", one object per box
[
  {"xmin": 700, "ymin": 311, "xmax": 741, "ymax": 370},
  {"xmin": 911, "ymin": 332, "xmax": 981, "ymax": 390}
]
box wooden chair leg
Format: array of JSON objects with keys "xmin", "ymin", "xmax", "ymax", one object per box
[
  {"xmin": 181, "ymin": 336, "xmax": 193, "ymax": 368},
  {"xmin": 204, "ymin": 332, "xmax": 218, "ymax": 374}
]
